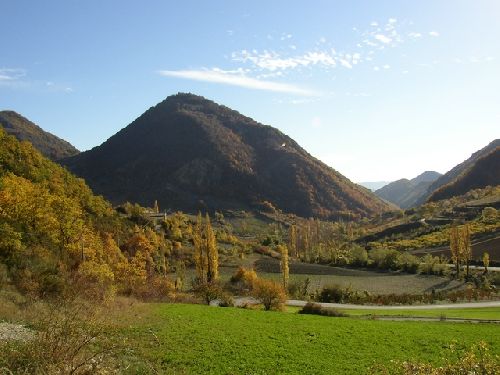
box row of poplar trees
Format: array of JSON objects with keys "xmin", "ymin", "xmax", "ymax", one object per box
[{"xmin": 193, "ymin": 213, "xmax": 219, "ymax": 283}]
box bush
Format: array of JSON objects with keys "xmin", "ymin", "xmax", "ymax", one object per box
[
  {"xmin": 350, "ymin": 246, "xmax": 368, "ymax": 266},
  {"xmin": 229, "ymin": 266, "xmax": 257, "ymax": 293},
  {"xmin": 396, "ymin": 252, "xmax": 420, "ymax": 273},
  {"xmin": 299, "ymin": 302, "xmax": 347, "ymax": 317},
  {"xmin": 0, "ymin": 299, "xmax": 118, "ymax": 374},
  {"xmin": 317, "ymin": 284, "xmax": 351, "ymax": 303},
  {"xmin": 287, "ymin": 278, "xmax": 310, "ymax": 299},
  {"xmin": 193, "ymin": 282, "xmax": 225, "ymax": 305},
  {"xmin": 251, "ymin": 278, "xmax": 286, "ymax": 311},
  {"xmin": 369, "ymin": 248, "xmax": 399, "ymax": 270}
]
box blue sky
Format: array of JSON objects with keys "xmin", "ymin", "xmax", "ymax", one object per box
[{"xmin": 1, "ymin": 0, "xmax": 499, "ymax": 181}]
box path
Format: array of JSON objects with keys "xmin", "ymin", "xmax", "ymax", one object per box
[{"xmin": 286, "ymin": 299, "xmax": 500, "ymax": 310}]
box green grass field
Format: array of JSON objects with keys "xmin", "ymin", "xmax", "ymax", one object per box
[
  {"xmin": 118, "ymin": 303, "xmax": 500, "ymax": 374},
  {"xmin": 339, "ymin": 307, "xmax": 500, "ymax": 320}
]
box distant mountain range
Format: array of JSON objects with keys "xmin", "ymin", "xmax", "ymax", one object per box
[
  {"xmin": 62, "ymin": 93, "xmax": 391, "ymax": 219},
  {"xmin": 417, "ymin": 139, "xmax": 500, "ymax": 205},
  {"xmin": 375, "ymin": 171, "xmax": 442, "ymax": 209},
  {"xmin": 0, "ymin": 111, "xmax": 79, "ymax": 160},
  {"xmin": 358, "ymin": 181, "xmax": 390, "ymax": 191}
]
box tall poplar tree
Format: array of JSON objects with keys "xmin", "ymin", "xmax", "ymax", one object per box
[
  {"xmin": 277, "ymin": 244, "xmax": 289, "ymax": 290},
  {"xmin": 205, "ymin": 214, "xmax": 219, "ymax": 282}
]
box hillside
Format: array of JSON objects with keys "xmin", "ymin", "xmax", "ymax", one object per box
[
  {"xmin": 375, "ymin": 171, "xmax": 441, "ymax": 209},
  {"xmin": 417, "ymin": 139, "xmax": 500, "ymax": 204},
  {"xmin": 0, "ymin": 110, "xmax": 79, "ymax": 160},
  {"xmin": 63, "ymin": 93, "xmax": 391, "ymax": 219},
  {"xmin": 428, "ymin": 147, "xmax": 500, "ymax": 202}
]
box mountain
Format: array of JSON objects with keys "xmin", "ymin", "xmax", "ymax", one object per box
[
  {"xmin": 417, "ymin": 139, "xmax": 500, "ymax": 205},
  {"xmin": 358, "ymin": 181, "xmax": 390, "ymax": 191},
  {"xmin": 63, "ymin": 93, "xmax": 391, "ymax": 219},
  {"xmin": 428, "ymin": 147, "xmax": 500, "ymax": 202},
  {"xmin": 375, "ymin": 171, "xmax": 442, "ymax": 209},
  {"xmin": 0, "ymin": 110, "xmax": 79, "ymax": 161}
]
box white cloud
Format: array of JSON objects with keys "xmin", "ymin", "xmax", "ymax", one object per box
[
  {"xmin": 374, "ymin": 34, "xmax": 392, "ymax": 44},
  {"xmin": 370, "ymin": 21, "xmax": 378, "ymax": 27},
  {"xmin": 158, "ymin": 68, "xmax": 318, "ymax": 96},
  {"xmin": 408, "ymin": 32, "xmax": 422, "ymax": 39},
  {"xmin": 0, "ymin": 68, "xmax": 26, "ymax": 82},
  {"xmin": 429, "ymin": 31, "xmax": 440, "ymax": 37}
]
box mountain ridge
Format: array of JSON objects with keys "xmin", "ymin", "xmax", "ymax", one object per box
[
  {"xmin": 63, "ymin": 93, "xmax": 391, "ymax": 219},
  {"xmin": 0, "ymin": 110, "xmax": 79, "ymax": 160},
  {"xmin": 374, "ymin": 170, "xmax": 442, "ymax": 209}
]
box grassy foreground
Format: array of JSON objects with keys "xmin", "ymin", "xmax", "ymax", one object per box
[{"xmin": 119, "ymin": 303, "xmax": 500, "ymax": 374}]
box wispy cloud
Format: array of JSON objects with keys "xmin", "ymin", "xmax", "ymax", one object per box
[
  {"xmin": 0, "ymin": 68, "xmax": 26, "ymax": 83},
  {"xmin": 374, "ymin": 34, "xmax": 392, "ymax": 44},
  {"xmin": 428, "ymin": 31, "xmax": 440, "ymax": 37},
  {"xmin": 158, "ymin": 68, "xmax": 318, "ymax": 96}
]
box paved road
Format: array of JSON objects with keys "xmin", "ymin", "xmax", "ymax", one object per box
[{"xmin": 286, "ymin": 299, "xmax": 500, "ymax": 310}]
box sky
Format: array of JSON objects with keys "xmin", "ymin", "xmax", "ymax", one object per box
[{"xmin": 1, "ymin": 0, "xmax": 499, "ymax": 182}]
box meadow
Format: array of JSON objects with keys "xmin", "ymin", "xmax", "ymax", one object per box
[{"xmin": 114, "ymin": 303, "xmax": 500, "ymax": 374}]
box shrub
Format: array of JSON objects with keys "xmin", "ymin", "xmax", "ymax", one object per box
[
  {"xmin": 251, "ymin": 278, "xmax": 286, "ymax": 311},
  {"xmin": 0, "ymin": 299, "xmax": 118, "ymax": 374},
  {"xmin": 317, "ymin": 284, "xmax": 350, "ymax": 303},
  {"xmin": 396, "ymin": 252, "xmax": 420, "ymax": 273},
  {"xmin": 230, "ymin": 266, "xmax": 257, "ymax": 293},
  {"xmin": 369, "ymin": 248, "xmax": 399, "ymax": 270},
  {"xmin": 350, "ymin": 246, "xmax": 368, "ymax": 266},
  {"xmin": 299, "ymin": 302, "xmax": 347, "ymax": 317},
  {"xmin": 193, "ymin": 282, "xmax": 225, "ymax": 305},
  {"xmin": 287, "ymin": 278, "xmax": 310, "ymax": 299}
]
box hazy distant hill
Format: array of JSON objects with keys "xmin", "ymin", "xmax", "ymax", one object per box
[
  {"xmin": 358, "ymin": 181, "xmax": 390, "ymax": 191},
  {"xmin": 63, "ymin": 93, "xmax": 391, "ymax": 219},
  {"xmin": 417, "ymin": 139, "xmax": 500, "ymax": 205},
  {"xmin": 375, "ymin": 171, "xmax": 442, "ymax": 209},
  {"xmin": 428, "ymin": 147, "xmax": 500, "ymax": 202},
  {"xmin": 0, "ymin": 110, "xmax": 79, "ymax": 160}
]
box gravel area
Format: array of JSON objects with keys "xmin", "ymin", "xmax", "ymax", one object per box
[{"xmin": 0, "ymin": 322, "xmax": 35, "ymax": 342}]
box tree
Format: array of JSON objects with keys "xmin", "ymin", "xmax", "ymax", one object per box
[
  {"xmin": 288, "ymin": 224, "xmax": 297, "ymax": 258},
  {"xmin": 483, "ymin": 252, "xmax": 490, "ymax": 273},
  {"xmin": 449, "ymin": 226, "xmax": 461, "ymax": 277},
  {"xmin": 192, "ymin": 212, "xmax": 206, "ymax": 283},
  {"xmin": 251, "ymin": 278, "xmax": 286, "ymax": 311},
  {"xmin": 461, "ymin": 224, "xmax": 472, "ymax": 278},
  {"xmin": 205, "ymin": 214, "xmax": 218, "ymax": 282},
  {"xmin": 277, "ymin": 244, "xmax": 289, "ymax": 289}
]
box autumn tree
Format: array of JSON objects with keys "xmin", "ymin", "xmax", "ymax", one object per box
[
  {"xmin": 192, "ymin": 212, "xmax": 206, "ymax": 283},
  {"xmin": 277, "ymin": 244, "xmax": 289, "ymax": 289},
  {"xmin": 288, "ymin": 224, "xmax": 297, "ymax": 258},
  {"xmin": 449, "ymin": 226, "xmax": 461, "ymax": 277},
  {"xmin": 482, "ymin": 252, "xmax": 490, "ymax": 273},
  {"xmin": 461, "ymin": 224, "xmax": 472, "ymax": 278},
  {"xmin": 205, "ymin": 214, "xmax": 219, "ymax": 282}
]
